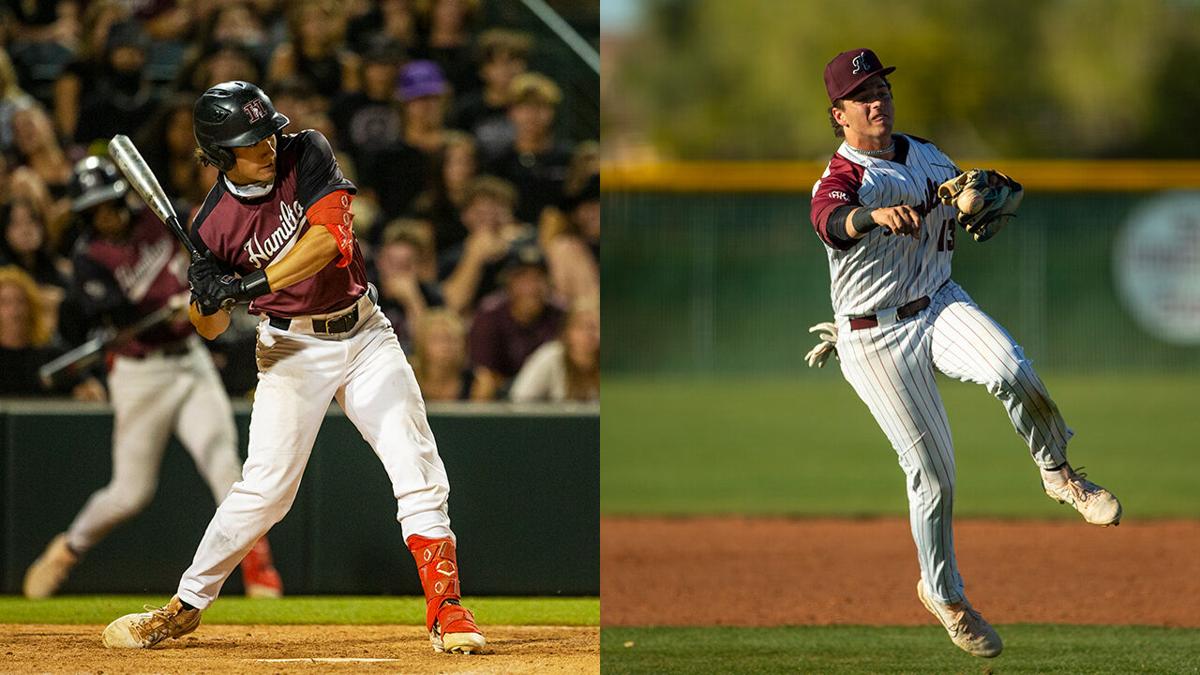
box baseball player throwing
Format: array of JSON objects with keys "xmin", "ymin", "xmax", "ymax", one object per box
[
  {"xmin": 807, "ymin": 49, "xmax": 1121, "ymax": 658},
  {"xmin": 23, "ymin": 156, "xmax": 282, "ymax": 601},
  {"xmin": 101, "ymin": 81, "xmax": 484, "ymax": 654}
]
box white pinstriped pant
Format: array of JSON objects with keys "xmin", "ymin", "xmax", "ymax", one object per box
[{"xmin": 837, "ymin": 280, "xmax": 1071, "ymax": 604}]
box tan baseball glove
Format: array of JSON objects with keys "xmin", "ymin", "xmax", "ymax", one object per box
[{"xmin": 936, "ymin": 169, "xmax": 1024, "ymax": 242}]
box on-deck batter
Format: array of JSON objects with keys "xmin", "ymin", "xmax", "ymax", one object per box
[
  {"xmin": 808, "ymin": 49, "xmax": 1122, "ymax": 659},
  {"xmin": 23, "ymin": 156, "xmax": 282, "ymax": 600},
  {"xmin": 100, "ymin": 81, "xmax": 484, "ymax": 655}
]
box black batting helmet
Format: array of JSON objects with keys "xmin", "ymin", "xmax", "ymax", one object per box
[
  {"xmin": 69, "ymin": 156, "xmax": 129, "ymax": 212},
  {"xmin": 193, "ymin": 81, "xmax": 289, "ymax": 172}
]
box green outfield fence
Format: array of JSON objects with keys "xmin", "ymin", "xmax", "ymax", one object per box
[
  {"xmin": 1, "ymin": 401, "xmax": 599, "ymax": 596},
  {"xmin": 602, "ymin": 160, "xmax": 1200, "ymax": 375}
]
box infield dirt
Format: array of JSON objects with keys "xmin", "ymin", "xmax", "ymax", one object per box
[
  {"xmin": 1, "ymin": 624, "xmax": 598, "ymax": 673},
  {"xmin": 602, "ymin": 517, "xmax": 1200, "ymax": 626}
]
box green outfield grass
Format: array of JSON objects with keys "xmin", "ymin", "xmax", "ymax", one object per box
[
  {"xmin": 601, "ymin": 625, "xmax": 1200, "ymax": 674},
  {"xmin": 0, "ymin": 595, "xmax": 599, "ymax": 626},
  {"xmin": 602, "ymin": 373, "xmax": 1200, "ymax": 517}
]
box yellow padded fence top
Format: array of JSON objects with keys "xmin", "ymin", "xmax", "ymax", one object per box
[{"xmin": 601, "ymin": 160, "xmax": 1200, "ymax": 192}]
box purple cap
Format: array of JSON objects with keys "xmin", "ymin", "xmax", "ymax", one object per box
[
  {"xmin": 823, "ymin": 48, "xmax": 895, "ymax": 102},
  {"xmin": 397, "ymin": 60, "xmax": 448, "ymax": 102}
]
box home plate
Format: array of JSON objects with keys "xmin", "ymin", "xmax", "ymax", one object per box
[{"xmin": 254, "ymin": 653, "xmax": 400, "ymax": 658}]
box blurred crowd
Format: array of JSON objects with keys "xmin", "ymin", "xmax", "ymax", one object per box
[{"xmin": 0, "ymin": 0, "xmax": 598, "ymax": 404}]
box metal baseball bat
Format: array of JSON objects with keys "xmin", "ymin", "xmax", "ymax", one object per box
[
  {"xmin": 108, "ymin": 135, "xmax": 202, "ymax": 263},
  {"xmin": 38, "ymin": 301, "xmax": 183, "ymax": 389}
]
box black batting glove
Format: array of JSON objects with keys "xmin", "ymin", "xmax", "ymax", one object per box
[
  {"xmin": 187, "ymin": 252, "xmax": 222, "ymax": 291},
  {"xmin": 194, "ymin": 269, "xmax": 272, "ymax": 315}
]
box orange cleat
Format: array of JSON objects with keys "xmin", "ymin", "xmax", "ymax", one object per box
[
  {"xmin": 407, "ymin": 535, "xmax": 485, "ymax": 653},
  {"xmin": 241, "ymin": 537, "xmax": 283, "ymax": 598}
]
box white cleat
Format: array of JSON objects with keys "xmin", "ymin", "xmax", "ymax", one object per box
[
  {"xmin": 917, "ymin": 579, "xmax": 1003, "ymax": 658},
  {"xmin": 434, "ymin": 630, "xmax": 487, "ymax": 654},
  {"xmin": 429, "ymin": 601, "xmax": 486, "ymax": 654},
  {"xmin": 102, "ymin": 596, "xmax": 202, "ymax": 649},
  {"xmin": 24, "ymin": 533, "xmax": 78, "ymax": 599},
  {"xmin": 1041, "ymin": 464, "xmax": 1122, "ymax": 526}
]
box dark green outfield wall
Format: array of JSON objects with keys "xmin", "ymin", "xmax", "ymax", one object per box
[
  {"xmin": 0, "ymin": 401, "xmax": 598, "ymax": 596},
  {"xmin": 602, "ymin": 190, "xmax": 1200, "ymax": 374}
]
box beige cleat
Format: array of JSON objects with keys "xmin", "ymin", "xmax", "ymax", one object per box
[
  {"xmin": 1041, "ymin": 464, "xmax": 1122, "ymax": 526},
  {"xmin": 430, "ymin": 600, "xmax": 486, "ymax": 654},
  {"xmin": 24, "ymin": 533, "xmax": 79, "ymax": 599},
  {"xmin": 102, "ymin": 596, "xmax": 202, "ymax": 649},
  {"xmin": 917, "ymin": 579, "xmax": 1003, "ymax": 658}
]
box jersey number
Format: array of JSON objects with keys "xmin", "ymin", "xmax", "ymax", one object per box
[{"xmin": 937, "ymin": 218, "xmax": 956, "ymax": 252}]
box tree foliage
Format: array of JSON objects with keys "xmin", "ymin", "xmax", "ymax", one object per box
[{"xmin": 611, "ymin": 0, "xmax": 1200, "ymax": 159}]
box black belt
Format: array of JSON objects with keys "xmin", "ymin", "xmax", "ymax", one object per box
[
  {"xmin": 269, "ymin": 305, "xmax": 358, "ymax": 334},
  {"xmin": 849, "ymin": 296, "xmax": 931, "ymax": 331},
  {"xmin": 267, "ymin": 284, "xmax": 376, "ymax": 335}
]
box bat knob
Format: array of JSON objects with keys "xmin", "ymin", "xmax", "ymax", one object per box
[{"xmin": 220, "ymin": 297, "xmax": 237, "ymax": 311}]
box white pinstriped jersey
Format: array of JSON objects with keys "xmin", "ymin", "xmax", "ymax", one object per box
[{"xmin": 810, "ymin": 134, "xmax": 961, "ymax": 317}]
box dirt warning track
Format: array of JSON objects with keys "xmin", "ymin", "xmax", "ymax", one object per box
[{"xmin": 602, "ymin": 517, "xmax": 1200, "ymax": 627}]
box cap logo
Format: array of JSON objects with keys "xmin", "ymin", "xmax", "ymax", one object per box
[
  {"xmin": 851, "ymin": 51, "xmax": 872, "ymax": 75},
  {"xmin": 243, "ymin": 99, "xmax": 268, "ymax": 123}
]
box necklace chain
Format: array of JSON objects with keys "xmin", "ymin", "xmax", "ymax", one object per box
[{"xmin": 849, "ymin": 142, "xmax": 895, "ymax": 157}]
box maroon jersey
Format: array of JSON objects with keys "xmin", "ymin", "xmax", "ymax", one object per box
[
  {"xmin": 73, "ymin": 209, "xmax": 192, "ymax": 357},
  {"xmin": 189, "ymin": 130, "xmax": 366, "ymax": 318}
]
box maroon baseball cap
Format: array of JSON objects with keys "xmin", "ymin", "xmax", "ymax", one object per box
[{"xmin": 824, "ymin": 48, "xmax": 895, "ymax": 101}]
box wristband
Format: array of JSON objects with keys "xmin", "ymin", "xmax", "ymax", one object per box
[
  {"xmin": 238, "ymin": 269, "xmax": 272, "ymax": 300},
  {"xmin": 852, "ymin": 207, "xmax": 879, "ymax": 234}
]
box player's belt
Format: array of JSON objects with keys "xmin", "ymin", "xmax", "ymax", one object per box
[
  {"xmin": 267, "ymin": 284, "xmax": 378, "ymax": 335},
  {"xmin": 849, "ymin": 296, "xmax": 931, "ymax": 331}
]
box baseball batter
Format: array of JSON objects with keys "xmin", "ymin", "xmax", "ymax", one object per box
[
  {"xmin": 100, "ymin": 81, "xmax": 484, "ymax": 654},
  {"xmin": 807, "ymin": 49, "xmax": 1122, "ymax": 658},
  {"xmin": 23, "ymin": 156, "xmax": 282, "ymax": 600}
]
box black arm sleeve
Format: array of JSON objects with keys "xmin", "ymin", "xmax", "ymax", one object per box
[{"xmin": 825, "ymin": 205, "xmax": 856, "ymax": 248}]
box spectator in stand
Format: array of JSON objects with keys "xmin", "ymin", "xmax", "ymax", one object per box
[
  {"xmin": 9, "ymin": 106, "xmax": 73, "ymax": 243},
  {"xmin": 73, "ymin": 20, "xmax": 160, "ymax": 149},
  {"xmin": 51, "ymin": 0, "xmax": 127, "ymax": 142},
  {"xmin": 180, "ymin": 40, "xmax": 262, "ymax": 92},
  {"xmin": 270, "ymin": 77, "xmax": 338, "ymax": 146},
  {"xmin": 467, "ymin": 244, "xmax": 564, "ymax": 401},
  {"xmin": 450, "ymin": 29, "xmax": 530, "ymax": 163},
  {"xmin": 411, "ymin": 309, "xmax": 472, "ymax": 401},
  {"xmin": 330, "ymin": 37, "xmax": 406, "ymax": 175},
  {"xmin": 0, "ymin": 265, "xmax": 68, "ymax": 396},
  {"xmin": 439, "ymin": 175, "xmax": 532, "ymax": 315},
  {"xmin": 360, "ymin": 59, "xmax": 448, "ymax": 220},
  {"xmin": 194, "ymin": 2, "xmax": 273, "ymax": 69},
  {"xmin": 4, "ymin": 0, "xmax": 80, "ymax": 107},
  {"xmin": 372, "ymin": 219, "xmax": 444, "ymax": 351},
  {"xmin": 380, "ymin": 0, "xmax": 420, "ymax": 47},
  {"xmin": 510, "ymin": 296, "xmax": 599, "ymax": 403},
  {"xmin": 412, "ymin": 130, "xmax": 476, "ymax": 250},
  {"xmin": 0, "ymin": 198, "xmax": 71, "ymax": 338},
  {"xmin": 415, "ymin": 0, "xmax": 480, "ymax": 97},
  {"xmin": 400, "ymin": 59, "xmax": 451, "ymax": 155},
  {"xmin": 136, "ymin": 95, "xmax": 211, "ymax": 208},
  {"xmin": 267, "ymin": 0, "xmax": 361, "ymax": 97},
  {"xmin": 486, "ymin": 72, "xmax": 573, "ymax": 225},
  {"xmin": 540, "ymin": 173, "xmax": 599, "ymax": 306},
  {"xmin": 1, "ymin": 48, "xmax": 39, "ymax": 155}
]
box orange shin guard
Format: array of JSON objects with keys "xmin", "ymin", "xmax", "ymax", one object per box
[{"xmin": 406, "ymin": 535, "xmax": 462, "ymax": 630}]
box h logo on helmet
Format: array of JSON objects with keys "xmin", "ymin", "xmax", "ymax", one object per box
[
  {"xmin": 852, "ymin": 51, "xmax": 872, "ymax": 75},
  {"xmin": 243, "ymin": 99, "xmax": 268, "ymax": 123}
]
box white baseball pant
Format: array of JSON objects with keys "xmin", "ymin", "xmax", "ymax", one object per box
[
  {"xmin": 176, "ymin": 295, "xmax": 453, "ymax": 609},
  {"xmin": 66, "ymin": 337, "xmax": 243, "ymax": 553},
  {"xmin": 836, "ymin": 280, "xmax": 1071, "ymax": 604}
]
